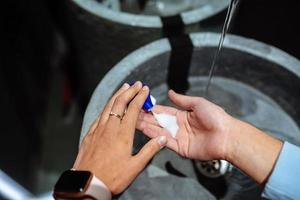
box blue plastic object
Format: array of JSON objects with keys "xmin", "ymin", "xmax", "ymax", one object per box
[
  {"xmin": 130, "ymin": 82, "xmax": 156, "ymax": 111},
  {"xmin": 143, "ymin": 93, "xmax": 156, "ymax": 111}
]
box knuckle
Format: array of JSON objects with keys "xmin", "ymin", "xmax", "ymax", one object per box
[
  {"xmin": 115, "ymin": 95, "xmax": 125, "ymax": 105},
  {"xmin": 148, "ymin": 142, "xmax": 159, "ymax": 154},
  {"xmin": 195, "ymin": 97, "xmax": 207, "ymax": 105},
  {"xmin": 81, "ymin": 134, "xmax": 91, "ymax": 145},
  {"xmin": 129, "ymin": 102, "xmax": 140, "ymax": 111},
  {"xmin": 153, "ymin": 143, "xmax": 161, "ymax": 152},
  {"xmin": 111, "ymin": 92, "xmax": 120, "ymax": 100}
]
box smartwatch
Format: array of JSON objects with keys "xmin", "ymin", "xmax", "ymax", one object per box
[{"xmin": 53, "ymin": 169, "xmax": 111, "ymax": 200}]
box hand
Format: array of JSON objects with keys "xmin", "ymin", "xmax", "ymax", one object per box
[
  {"xmin": 73, "ymin": 82, "xmax": 167, "ymax": 195},
  {"xmin": 137, "ymin": 90, "xmax": 284, "ymax": 185},
  {"xmin": 137, "ymin": 90, "xmax": 235, "ymax": 161}
]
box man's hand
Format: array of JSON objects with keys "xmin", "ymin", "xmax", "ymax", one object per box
[
  {"xmin": 137, "ymin": 90, "xmax": 234, "ymax": 160},
  {"xmin": 73, "ymin": 82, "xmax": 167, "ymax": 195},
  {"xmin": 137, "ymin": 90, "xmax": 283, "ymax": 184}
]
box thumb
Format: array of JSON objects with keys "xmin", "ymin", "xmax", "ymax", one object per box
[
  {"xmin": 168, "ymin": 90, "xmax": 199, "ymax": 110},
  {"xmin": 134, "ymin": 136, "xmax": 167, "ymax": 168}
]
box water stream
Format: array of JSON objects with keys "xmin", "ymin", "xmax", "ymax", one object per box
[{"xmin": 205, "ymin": 0, "xmax": 239, "ymax": 96}]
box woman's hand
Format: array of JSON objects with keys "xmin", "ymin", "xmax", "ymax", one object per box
[
  {"xmin": 137, "ymin": 90, "xmax": 235, "ymax": 161},
  {"xmin": 73, "ymin": 82, "xmax": 167, "ymax": 195}
]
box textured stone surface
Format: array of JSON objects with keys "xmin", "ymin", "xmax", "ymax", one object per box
[
  {"xmin": 116, "ymin": 165, "xmax": 216, "ymax": 200},
  {"xmin": 64, "ymin": 0, "xmax": 229, "ymax": 100}
]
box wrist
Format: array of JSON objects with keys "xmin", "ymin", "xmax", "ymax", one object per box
[
  {"xmin": 53, "ymin": 169, "xmax": 112, "ymax": 200},
  {"xmin": 223, "ymin": 116, "xmax": 243, "ymax": 162},
  {"xmin": 223, "ymin": 117, "xmax": 283, "ymax": 184}
]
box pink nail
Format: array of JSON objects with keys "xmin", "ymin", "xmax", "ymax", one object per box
[
  {"xmin": 157, "ymin": 136, "xmax": 167, "ymax": 148},
  {"xmin": 142, "ymin": 85, "xmax": 149, "ymax": 91},
  {"xmin": 123, "ymin": 83, "xmax": 130, "ymax": 88},
  {"xmin": 134, "ymin": 81, "xmax": 142, "ymax": 87}
]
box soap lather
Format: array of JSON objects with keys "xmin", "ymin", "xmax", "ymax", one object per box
[{"xmin": 142, "ymin": 86, "xmax": 179, "ymax": 138}]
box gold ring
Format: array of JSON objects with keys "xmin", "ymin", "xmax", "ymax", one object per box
[{"xmin": 109, "ymin": 111, "xmax": 123, "ymax": 120}]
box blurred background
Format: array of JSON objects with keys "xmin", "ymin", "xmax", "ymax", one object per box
[{"xmin": 1, "ymin": 0, "xmax": 300, "ymax": 199}]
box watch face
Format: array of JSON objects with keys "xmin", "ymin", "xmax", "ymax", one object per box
[{"xmin": 54, "ymin": 170, "xmax": 92, "ymax": 193}]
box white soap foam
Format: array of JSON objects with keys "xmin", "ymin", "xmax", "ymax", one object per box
[{"xmin": 152, "ymin": 112, "xmax": 179, "ymax": 138}]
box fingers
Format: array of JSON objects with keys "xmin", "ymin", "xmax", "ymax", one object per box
[
  {"xmin": 137, "ymin": 105, "xmax": 178, "ymax": 128},
  {"xmin": 122, "ymin": 85, "xmax": 149, "ymax": 134},
  {"xmin": 138, "ymin": 111, "xmax": 158, "ymax": 126},
  {"xmin": 133, "ymin": 136, "xmax": 167, "ymax": 168},
  {"xmin": 107, "ymin": 81, "xmax": 143, "ymax": 125},
  {"xmin": 99, "ymin": 83, "xmax": 130, "ymax": 125},
  {"xmin": 136, "ymin": 122, "xmax": 178, "ymax": 152},
  {"xmin": 152, "ymin": 105, "xmax": 178, "ymax": 115},
  {"xmin": 124, "ymin": 85, "xmax": 149, "ymax": 121},
  {"xmin": 168, "ymin": 90, "xmax": 201, "ymax": 110}
]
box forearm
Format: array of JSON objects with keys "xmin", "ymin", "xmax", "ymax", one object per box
[{"xmin": 226, "ymin": 117, "xmax": 283, "ymax": 184}]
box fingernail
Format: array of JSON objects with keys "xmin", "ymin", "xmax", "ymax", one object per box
[
  {"xmin": 156, "ymin": 136, "xmax": 167, "ymax": 148},
  {"xmin": 134, "ymin": 81, "xmax": 142, "ymax": 87},
  {"xmin": 142, "ymin": 85, "xmax": 149, "ymax": 91},
  {"xmin": 123, "ymin": 83, "xmax": 130, "ymax": 88}
]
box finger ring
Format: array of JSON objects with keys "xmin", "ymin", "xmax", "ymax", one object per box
[{"xmin": 109, "ymin": 111, "xmax": 123, "ymax": 120}]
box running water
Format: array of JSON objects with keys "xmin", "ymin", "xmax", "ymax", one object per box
[{"xmin": 205, "ymin": 0, "xmax": 239, "ymax": 96}]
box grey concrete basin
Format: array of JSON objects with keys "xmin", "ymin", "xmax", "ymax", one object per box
[
  {"xmin": 65, "ymin": 0, "xmax": 230, "ymax": 99},
  {"xmin": 80, "ymin": 33, "xmax": 300, "ymax": 199}
]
